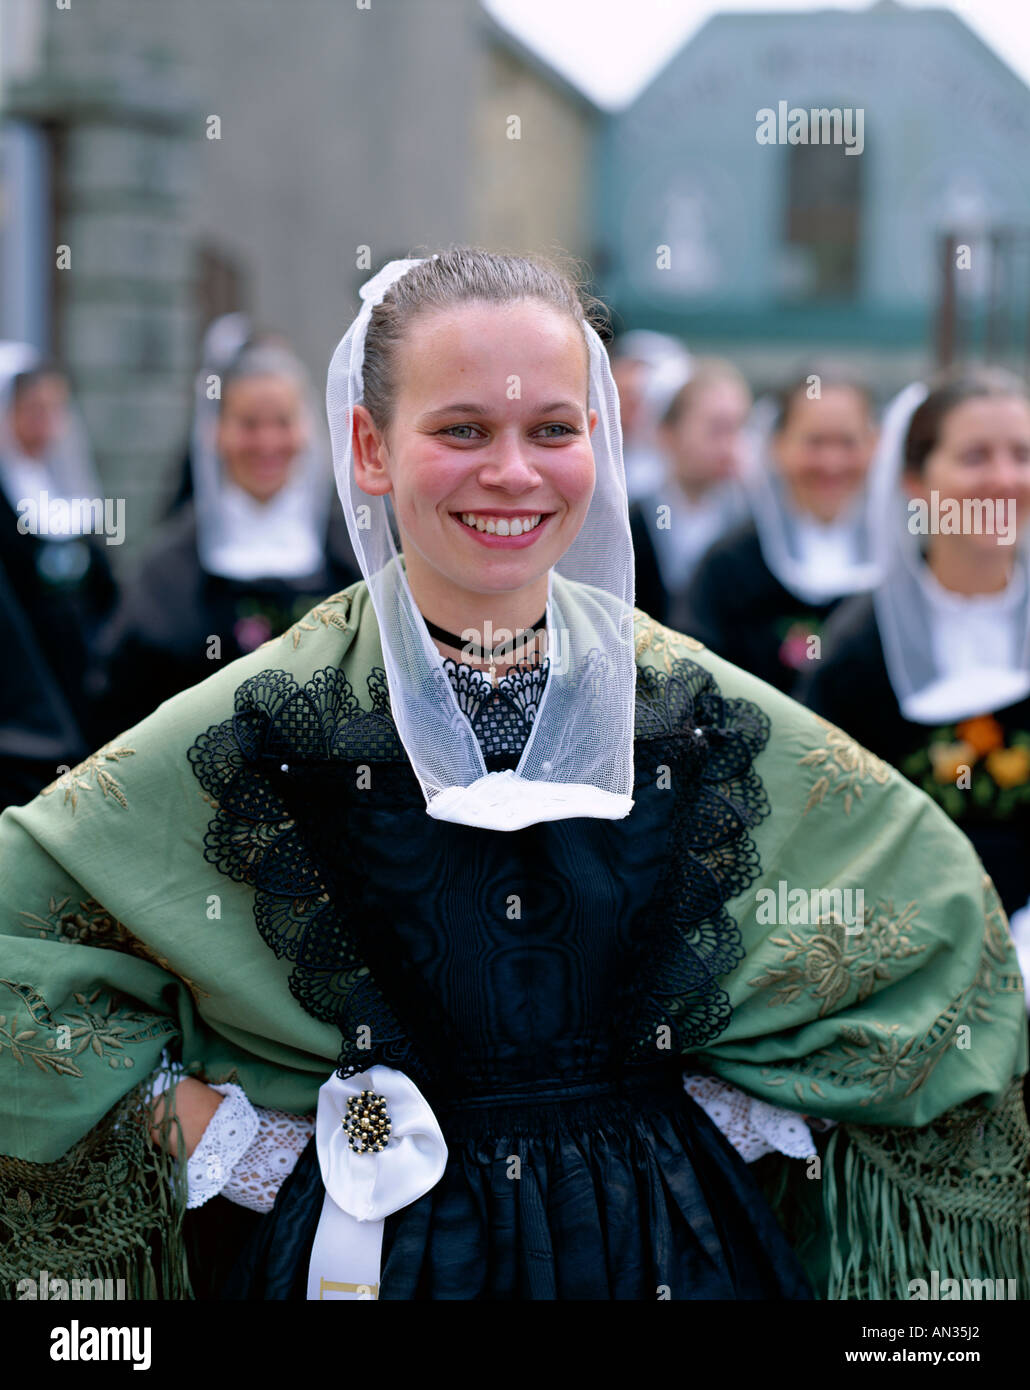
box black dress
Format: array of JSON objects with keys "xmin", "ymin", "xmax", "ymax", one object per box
[
  {"xmin": 680, "ymin": 522, "xmax": 841, "ymax": 696},
  {"xmin": 0, "ymin": 550, "xmax": 88, "ymax": 810},
  {"xmin": 186, "ymin": 645, "xmax": 813, "ymax": 1301},
  {"xmin": 0, "ymin": 486, "xmax": 117, "ymax": 751},
  {"xmin": 91, "ymin": 502, "xmax": 361, "ymax": 742},
  {"xmin": 799, "ymin": 594, "xmax": 1030, "ymax": 918}
]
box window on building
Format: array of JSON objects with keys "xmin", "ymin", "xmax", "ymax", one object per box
[{"xmin": 782, "ymin": 135, "xmax": 863, "ymax": 300}]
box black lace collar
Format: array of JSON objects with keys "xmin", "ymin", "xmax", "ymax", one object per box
[{"xmin": 439, "ymin": 654, "xmax": 549, "ymax": 761}]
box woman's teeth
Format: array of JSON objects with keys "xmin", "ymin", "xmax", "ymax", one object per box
[{"xmin": 459, "ymin": 512, "xmax": 543, "ymax": 537}]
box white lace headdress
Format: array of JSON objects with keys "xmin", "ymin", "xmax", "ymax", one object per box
[
  {"xmin": 868, "ymin": 381, "xmax": 1030, "ymax": 724},
  {"xmin": 325, "ymin": 257, "xmax": 638, "ymax": 833}
]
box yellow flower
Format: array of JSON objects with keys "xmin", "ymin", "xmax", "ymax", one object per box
[
  {"xmin": 929, "ymin": 740, "xmax": 976, "ymax": 784},
  {"xmin": 985, "ymin": 746, "xmax": 1030, "ymax": 789}
]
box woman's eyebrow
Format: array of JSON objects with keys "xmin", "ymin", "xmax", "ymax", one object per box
[{"xmin": 420, "ymin": 399, "xmax": 582, "ymax": 421}]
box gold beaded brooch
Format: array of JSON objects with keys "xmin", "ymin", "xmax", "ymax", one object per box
[{"xmin": 343, "ymin": 1089, "xmax": 392, "ymax": 1153}]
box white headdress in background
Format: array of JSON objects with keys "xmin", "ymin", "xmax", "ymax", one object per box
[
  {"xmin": 0, "ymin": 341, "xmax": 100, "ymax": 534},
  {"xmin": 741, "ymin": 393, "xmax": 883, "ymax": 606},
  {"xmin": 190, "ymin": 318, "xmax": 334, "ymax": 581},
  {"xmin": 325, "ymin": 257, "xmax": 637, "ymax": 833},
  {"xmin": 868, "ymin": 381, "xmax": 1030, "ymax": 725},
  {"xmin": 612, "ymin": 330, "xmax": 693, "ymax": 503}
]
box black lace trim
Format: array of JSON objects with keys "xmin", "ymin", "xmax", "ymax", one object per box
[
  {"xmin": 187, "ymin": 654, "xmax": 770, "ymax": 1078},
  {"xmin": 440, "ymin": 653, "xmax": 548, "ymax": 759},
  {"xmin": 187, "ymin": 666, "xmax": 423, "ymax": 1083},
  {"xmin": 625, "ymin": 662, "xmax": 770, "ymax": 1060}
]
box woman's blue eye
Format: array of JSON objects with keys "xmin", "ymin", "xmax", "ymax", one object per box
[{"xmin": 439, "ymin": 422, "xmax": 577, "ymax": 440}]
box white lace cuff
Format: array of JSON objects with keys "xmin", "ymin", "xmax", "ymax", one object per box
[
  {"xmin": 185, "ymin": 1083, "xmax": 261, "ymax": 1210},
  {"xmin": 683, "ymin": 1072, "xmax": 818, "ymax": 1162},
  {"xmin": 219, "ymin": 1106, "xmax": 316, "ymax": 1214}
]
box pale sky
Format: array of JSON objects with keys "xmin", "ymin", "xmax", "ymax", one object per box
[{"xmin": 483, "ymin": 0, "xmax": 1030, "ymax": 110}]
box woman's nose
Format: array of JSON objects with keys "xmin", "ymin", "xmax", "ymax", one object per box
[{"xmin": 476, "ymin": 432, "xmax": 542, "ymax": 490}]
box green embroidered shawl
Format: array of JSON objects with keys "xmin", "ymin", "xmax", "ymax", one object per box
[{"xmin": 0, "ymin": 581, "xmax": 1027, "ymax": 1299}]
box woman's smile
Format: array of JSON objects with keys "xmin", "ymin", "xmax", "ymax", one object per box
[{"xmin": 451, "ymin": 509, "xmax": 553, "ymax": 547}]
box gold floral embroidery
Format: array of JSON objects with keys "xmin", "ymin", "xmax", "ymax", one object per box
[
  {"xmin": 971, "ymin": 875, "xmax": 1022, "ymax": 1017},
  {"xmin": 798, "ymin": 714, "xmax": 890, "ymax": 815},
  {"xmin": 285, "ymin": 592, "xmax": 354, "ymax": 649},
  {"xmin": 633, "ymin": 611, "xmax": 704, "ymax": 671},
  {"xmin": 751, "ymin": 878, "xmax": 1022, "ymax": 1106},
  {"xmin": 0, "ymin": 983, "xmax": 177, "ymax": 1077},
  {"xmin": 19, "ymin": 896, "xmax": 211, "ymax": 1002},
  {"xmin": 749, "ymin": 898, "xmax": 925, "ymax": 1016},
  {"xmin": 40, "ymin": 744, "xmax": 135, "ymax": 812}
]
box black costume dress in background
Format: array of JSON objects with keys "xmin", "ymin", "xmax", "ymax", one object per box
[
  {"xmin": 91, "ymin": 502, "xmax": 361, "ymax": 742},
  {"xmin": 0, "ymin": 552, "xmax": 88, "ymax": 810},
  {"xmin": 0, "ymin": 487, "xmax": 117, "ymax": 752},
  {"xmin": 185, "ymin": 646, "xmax": 813, "ymax": 1300},
  {"xmin": 681, "ymin": 522, "xmax": 840, "ymax": 696},
  {"xmin": 628, "ymin": 502, "xmax": 695, "ymax": 634},
  {"xmin": 799, "ymin": 595, "xmax": 1030, "ymax": 918}
]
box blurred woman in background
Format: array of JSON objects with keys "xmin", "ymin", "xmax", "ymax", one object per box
[
  {"xmin": 92, "ymin": 340, "xmax": 360, "ymax": 739},
  {"xmin": 800, "ymin": 369, "xmax": 1030, "ymax": 923},
  {"xmin": 0, "ymin": 344, "xmax": 117, "ymax": 765},
  {"xmin": 629, "ymin": 357, "xmax": 751, "ymax": 630},
  {"xmin": 609, "ymin": 330, "xmax": 693, "ymax": 504},
  {"xmin": 681, "ymin": 368, "xmax": 880, "ymax": 693}
]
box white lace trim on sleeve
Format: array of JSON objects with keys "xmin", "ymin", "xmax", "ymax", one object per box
[
  {"xmin": 218, "ymin": 1106, "xmax": 316, "ymax": 1214},
  {"xmin": 185, "ymin": 1083, "xmax": 261, "ymax": 1210},
  {"xmin": 682, "ymin": 1072, "xmax": 819, "ymax": 1162}
]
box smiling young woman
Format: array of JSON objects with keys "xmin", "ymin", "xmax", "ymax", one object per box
[
  {"xmin": 682, "ymin": 368, "xmax": 881, "ymax": 695},
  {"xmin": 350, "ymin": 296, "xmax": 598, "ymax": 677},
  {"xmin": 800, "ymin": 369, "xmax": 1030, "ymax": 920},
  {"xmin": 0, "ymin": 250, "xmax": 1027, "ymax": 1304}
]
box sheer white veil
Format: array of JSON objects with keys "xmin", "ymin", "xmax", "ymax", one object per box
[
  {"xmin": 325, "ymin": 257, "xmax": 637, "ymax": 833},
  {"xmin": 869, "ymin": 381, "xmax": 1030, "ymax": 724}
]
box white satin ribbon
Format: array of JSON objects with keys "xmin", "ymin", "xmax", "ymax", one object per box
[{"xmin": 306, "ymin": 1065, "xmax": 448, "ymax": 1301}]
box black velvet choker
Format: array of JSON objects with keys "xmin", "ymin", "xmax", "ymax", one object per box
[{"xmin": 419, "ymin": 609, "xmax": 548, "ymax": 660}]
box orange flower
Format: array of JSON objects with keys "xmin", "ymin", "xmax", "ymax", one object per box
[
  {"xmin": 929, "ymin": 740, "xmax": 976, "ymax": 785},
  {"xmin": 955, "ymin": 715, "xmax": 1005, "ymax": 756},
  {"xmin": 985, "ymin": 746, "xmax": 1030, "ymax": 789}
]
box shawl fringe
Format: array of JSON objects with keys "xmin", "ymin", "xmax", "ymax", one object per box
[
  {"xmin": 761, "ymin": 1077, "xmax": 1030, "ymax": 1301},
  {"xmin": 0, "ymin": 1074, "xmax": 192, "ymax": 1301}
]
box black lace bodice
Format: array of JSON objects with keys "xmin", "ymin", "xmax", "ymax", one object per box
[
  {"xmin": 188, "ymin": 650, "xmax": 770, "ymax": 1105},
  {"xmin": 438, "ymin": 655, "xmax": 549, "ymax": 763}
]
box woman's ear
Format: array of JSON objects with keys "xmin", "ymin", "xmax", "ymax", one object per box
[
  {"xmin": 588, "ymin": 407, "xmax": 598, "ymax": 436},
  {"xmin": 352, "ymin": 404, "xmax": 393, "ymax": 497}
]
